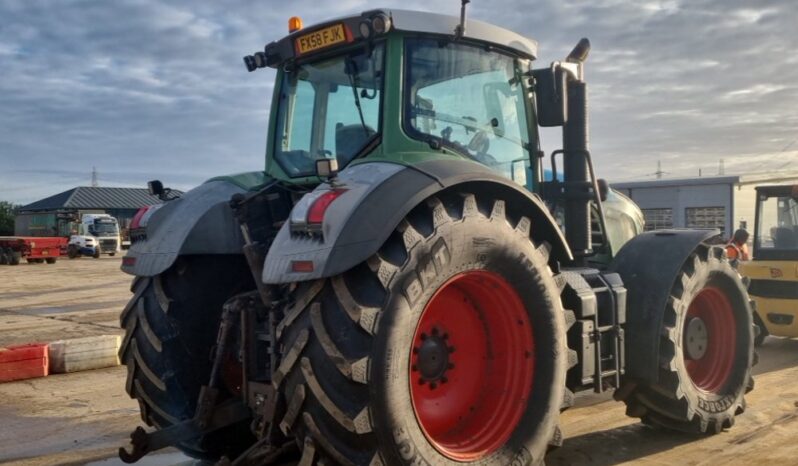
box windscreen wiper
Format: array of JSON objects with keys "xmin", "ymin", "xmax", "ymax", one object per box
[{"xmin": 345, "ymin": 58, "xmax": 371, "ymax": 138}]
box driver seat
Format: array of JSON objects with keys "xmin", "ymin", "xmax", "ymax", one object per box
[{"xmin": 336, "ymin": 123, "xmax": 375, "ymax": 165}]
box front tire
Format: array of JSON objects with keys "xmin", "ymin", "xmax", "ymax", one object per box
[
  {"xmin": 621, "ymin": 245, "xmax": 754, "ymax": 433},
  {"xmin": 119, "ymin": 255, "xmax": 256, "ymax": 459},
  {"xmin": 276, "ymin": 193, "xmax": 567, "ymax": 465}
]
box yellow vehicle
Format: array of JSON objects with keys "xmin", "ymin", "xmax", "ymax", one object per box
[{"xmin": 740, "ymin": 185, "xmax": 798, "ymax": 345}]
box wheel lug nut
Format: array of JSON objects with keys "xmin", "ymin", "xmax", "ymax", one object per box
[
  {"xmin": 448, "ymin": 363, "xmax": 455, "ymax": 370},
  {"xmin": 419, "ymin": 378, "xmax": 426, "ymax": 385},
  {"xmin": 411, "ymin": 364, "xmax": 418, "ymax": 372},
  {"xmin": 441, "ymin": 376, "xmax": 448, "ymax": 384},
  {"xmin": 420, "ymin": 333, "xmax": 427, "ymax": 341},
  {"xmin": 413, "ymin": 347, "xmax": 419, "ymax": 354},
  {"xmin": 432, "ymin": 327, "xmax": 439, "ymax": 336},
  {"xmin": 442, "ymin": 333, "xmax": 449, "ymax": 340},
  {"xmin": 430, "ymin": 382, "xmax": 437, "ymax": 390}
]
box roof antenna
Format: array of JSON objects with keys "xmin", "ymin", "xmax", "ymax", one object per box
[
  {"xmin": 455, "ymin": 0, "xmax": 470, "ymax": 38},
  {"xmin": 91, "ymin": 166, "xmax": 99, "ymax": 187}
]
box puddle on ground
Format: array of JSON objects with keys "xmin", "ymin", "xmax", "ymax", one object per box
[{"xmin": 86, "ymin": 451, "xmax": 207, "ymax": 466}]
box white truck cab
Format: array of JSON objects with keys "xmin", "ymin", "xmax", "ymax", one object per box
[{"xmin": 68, "ymin": 214, "xmax": 121, "ymax": 258}]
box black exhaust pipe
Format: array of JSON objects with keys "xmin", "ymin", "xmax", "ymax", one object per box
[{"xmin": 563, "ymin": 38, "xmax": 592, "ymax": 262}]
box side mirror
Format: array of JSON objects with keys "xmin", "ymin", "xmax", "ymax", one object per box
[
  {"xmin": 530, "ymin": 66, "xmax": 567, "ymax": 127},
  {"xmin": 147, "ymin": 180, "xmax": 165, "ymax": 197}
]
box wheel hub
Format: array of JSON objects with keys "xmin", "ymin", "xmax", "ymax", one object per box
[
  {"xmin": 412, "ymin": 328, "xmax": 454, "ymax": 388},
  {"xmin": 408, "ymin": 270, "xmax": 534, "ymax": 462},
  {"xmin": 685, "ymin": 316, "xmax": 709, "ymax": 360},
  {"xmin": 683, "ymin": 286, "xmax": 737, "ymax": 393}
]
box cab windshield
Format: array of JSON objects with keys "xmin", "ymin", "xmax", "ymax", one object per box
[
  {"xmin": 273, "ymin": 43, "xmax": 384, "ymax": 177},
  {"xmin": 757, "ymin": 193, "xmax": 798, "ymax": 253},
  {"xmin": 404, "ymin": 38, "xmax": 532, "ymax": 184},
  {"xmin": 89, "ymin": 221, "xmax": 118, "ymax": 236}
]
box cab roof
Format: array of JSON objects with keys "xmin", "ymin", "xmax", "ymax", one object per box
[
  {"xmin": 366, "ymin": 9, "xmax": 537, "ymax": 59},
  {"xmin": 258, "ymin": 8, "xmax": 538, "ymax": 68}
]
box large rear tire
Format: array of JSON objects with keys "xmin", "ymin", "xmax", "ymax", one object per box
[
  {"xmin": 276, "ymin": 193, "xmax": 567, "ymax": 465},
  {"xmin": 621, "ymin": 244, "xmax": 754, "ymax": 433},
  {"xmin": 119, "ymin": 255, "xmax": 256, "ymax": 459}
]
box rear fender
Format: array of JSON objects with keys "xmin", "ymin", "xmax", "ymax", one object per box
[
  {"xmin": 609, "ymin": 229, "xmax": 720, "ymax": 383},
  {"xmin": 122, "ymin": 180, "xmax": 254, "ymax": 277},
  {"xmin": 263, "ymin": 159, "xmax": 571, "ymax": 284}
]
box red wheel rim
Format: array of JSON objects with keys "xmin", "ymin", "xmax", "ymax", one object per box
[
  {"xmin": 683, "ymin": 286, "xmax": 737, "ymax": 393},
  {"xmin": 409, "ymin": 270, "xmax": 534, "ymax": 461}
]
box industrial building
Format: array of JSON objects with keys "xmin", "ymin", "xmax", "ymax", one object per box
[
  {"xmin": 14, "ymin": 186, "xmax": 180, "ymax": 237},
  {"xmin": 613, "ymin": 172, "xmax": 798, "ymax": 238}
]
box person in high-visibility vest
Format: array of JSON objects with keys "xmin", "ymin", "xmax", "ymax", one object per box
[{"xmin": 726, "ymin": 228, "xmax": 750, "ymax": 265}]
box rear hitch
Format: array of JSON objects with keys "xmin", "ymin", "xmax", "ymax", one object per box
[{"xmin": 118, "ymin": 395, "xmax": 251, "ymax": 463}]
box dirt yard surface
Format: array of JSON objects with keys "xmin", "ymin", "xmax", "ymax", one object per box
[
  {"xmin": 0, "ymin": 257, "xmax": 191, "ymax": 465},
  {"xmin": 0, "ymin": 257, "xmax": 128, "ymax": 347},
  {"xmin": 2, "ymin": 257, "xmax": 798, "ymax": 465}
]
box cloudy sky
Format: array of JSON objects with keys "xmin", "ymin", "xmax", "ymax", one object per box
[{"xmin": 1, "ymin": 0, "xmax": 796, "ymax": 204}]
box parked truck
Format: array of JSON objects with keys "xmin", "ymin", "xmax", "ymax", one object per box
[
  {"xmin": 119, "ymin": 6, "xmax": 756, "ymax": 465},
  {"xmin": 67, "ymin": 214, "xmax": 121, "ymax": 258}
]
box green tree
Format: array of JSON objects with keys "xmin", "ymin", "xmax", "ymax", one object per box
[{"xmin": 0, "ymin": 201, "xmax": 18, "ymax": 236}]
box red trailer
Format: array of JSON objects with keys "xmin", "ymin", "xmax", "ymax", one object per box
[{"xmin": 0, "ymin": 236, "xmax": 68, "ymax": 265}]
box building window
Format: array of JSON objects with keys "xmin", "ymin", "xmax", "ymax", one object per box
[
  {"xmin": 685, "ymin": 206, "xmax": 726, "ymax": 235},
  {"xmin": 642, "ymin": 208, "xmax": 673, "ymax": 231}
]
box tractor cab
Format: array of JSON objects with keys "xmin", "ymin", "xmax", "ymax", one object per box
[
  {"xmin": 245, "ymin": 8, "xmax": 642, "ymax": 261},
  {"xmin": 246, "ymin": 10, "xmax": 539, "ymax": 185}
]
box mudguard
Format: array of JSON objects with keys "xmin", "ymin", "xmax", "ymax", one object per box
[
  {"xmin": 263, "ymin": 159, "xmax": 572, "ymax": 284},
  {"xmin": 610, "ymin": 229, "xmax": 719, "ymax": 383},
  {"xmin": 122, "ymin": 180, "xmax": 256, "ymax": 277}
]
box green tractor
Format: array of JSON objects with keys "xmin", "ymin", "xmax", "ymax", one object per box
[{"xmin": 119, "ymin": 5, "xmax": 755, "ymax": 465}]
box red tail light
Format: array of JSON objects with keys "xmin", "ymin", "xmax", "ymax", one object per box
[
  {"xmin": 307, "ymin": 189, "xmax": 347, "ymax": 225},
  {"xmin": 130, "ymin": 206, "xmax": 150, "ymax": 230}
]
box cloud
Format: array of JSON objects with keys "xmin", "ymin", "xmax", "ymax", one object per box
[{"xmin": 0, "ymin": 0, "xmax": 796, "ymax": 204}]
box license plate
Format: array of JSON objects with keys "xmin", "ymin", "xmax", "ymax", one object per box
[
  {"xmin": 42, "ymin": 250, "xmax": 49, "ymax": 255},
  {"xmin": 295, "ymin": 24, "xmax": 348, "ymax": 55}
]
